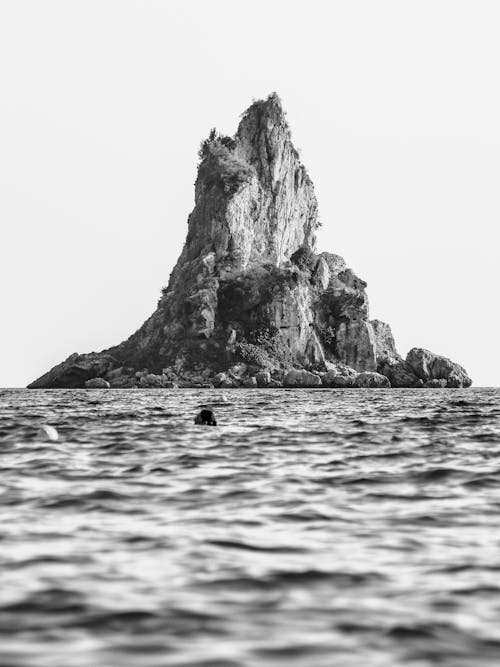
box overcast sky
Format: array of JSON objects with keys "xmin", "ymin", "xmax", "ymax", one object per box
[{"xmin": 1, "ymin": 0, "xmax": 498, "ymax": 387}]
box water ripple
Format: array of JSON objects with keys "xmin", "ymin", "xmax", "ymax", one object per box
[{"xmin": 0, "ymin": 387, "xmax": 499, "ymax": 666}]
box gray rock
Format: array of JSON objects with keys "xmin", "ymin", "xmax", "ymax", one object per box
[
  {"xmin": 189, "ymin": 375, "xmax": 205, "ymax": 384},
  {"xmin": 162, "ymin": 367, "xmax": 179, "ymax": 382},
  {"xmin": 85, "ymin": 377, "xmax": 110, "ymax": 389},
  {"xmin": 272, "ymin": 370, "xmax": 285, "ymax": 383},
  {"xmin": 139, "ymin": 373, "xmax": 164, "ymax": 388},
  {"xmin": 312, "ymin": 256, "xmax": 331, "ymax": 290},
  {"xmin": 353, "ymin": 372, "xmax": 391, "ymax": 388},
  {"xmin": 220, "ymin": 378, "xmax": 237, "ymax": 388},
  {"xmin": 334, "ymin": 319, "xmax": 376, "ymax": 372},
  {"xmin": 406, "ymin": 348, "xmax": 472, "ymax": 388},
  {"xmin": 228, "ymin": 363, "xmax": 247, "ymax": 379},
  {"xmin": 255, "ymin": 370, "xmax": 271, "ymax": 387},
  {"xmin": 109, "ymin": 374, "xmax": 136, "ymax": 388},
  {"xmin": 322, "ymin": 364, "xmax": 358, "ymax": 388},
  {"xmin": 378, "ymin": 357, "xmax": 422, "ymax": 388},
  {"xmin": 318, "ymin": 252, "xmax": 346, "ymax": 278},
  {"xmin": 283, "ymin": 369, "xmax": 322, "ymax": 387},
  {"xmin": 371, "ymin": 320, "xmax": 399, "ymax": 363},
  {"xmin": 424, "ymin": 379, "xmax": 447, "ymax": 388},
  {"xmin": 106, "ymin": 367, "xmax": 128, "ymax": 387},
  {"xmin": 328, "ymin": 374, "xmax": 357, "ymax": 388},
  {"xmin": 106, "ymin": 367, "xmax": 123, "ymax": 381},
  {"xmin": 213, "ymin": 373, "xmax": 229, "ymax": 387},
  {"xmin": 242, "ymin": 377, "xmax": 258, "ymax": 387},
  {"xmin": 29, "ymin": 352, "xmax": 114, "ymax": 389}
]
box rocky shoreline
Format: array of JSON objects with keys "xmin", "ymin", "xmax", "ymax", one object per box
[
  {"xmin": 29, "ymin": 94, "xmax": 471, "ymax": 390},
  {"xmin": 35, "ymin": 346, "xmax": 470, "ymax": 390}
]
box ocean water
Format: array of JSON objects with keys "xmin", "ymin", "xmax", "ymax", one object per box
[{"xmin": 1, "ymin": 387, "xmax": 499, "ymax": 667}]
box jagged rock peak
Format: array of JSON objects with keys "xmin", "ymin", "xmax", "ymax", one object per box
[
  {"xmin": 188, "ymin": 93, "xmax": 319, "ymax": 270},
  {"xmin": 235, "ymin": 93, "xmax": 297, "ymax": 182},
  {"xmin": 28, "ymin": 94, "xmax": 472, "ymax": 389}
]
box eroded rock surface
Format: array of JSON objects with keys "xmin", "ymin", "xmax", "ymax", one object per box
[
  {"xmin": 406, "ymin": 348, "xmax": 472, "ymax": 388},
  {"xmin": 84, "ymin": 377, "xmax": 110, "ymax": 389},
  {"xmin": 29, "ymin": 94, "xmax": 471, "ymax": 389},
  {"xmin": 30, "ymin": 353, "xmax": 115, "ymax": 389},
  {"xmin": 283, "ymin": 369, "xmax": 322, "ymax": 387},
  {"xmin": 353, "ymin": 372, "xmax": 391, "ymax": 389}
]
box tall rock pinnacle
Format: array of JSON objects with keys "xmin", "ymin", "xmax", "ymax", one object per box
[
  {"xmin": 29, "ymin": 94, "xmax": 471, "ymax": 389},
  {"xmin": 175, "ymin": 93, "xmax": 318, "ymax": 275}
]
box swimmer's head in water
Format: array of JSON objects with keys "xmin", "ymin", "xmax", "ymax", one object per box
[{"xmin": 194, "ymin": 408, "xmax": 217, "ymax": 426}]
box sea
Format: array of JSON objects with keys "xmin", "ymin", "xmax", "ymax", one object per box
[{"xmin": 0, "ymin": 387, "xmax": 499, "ymax": 667}]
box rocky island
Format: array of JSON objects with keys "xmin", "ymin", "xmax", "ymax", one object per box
[{"xmin": 29, "ymin": 94, "xmax": 471, "ymax": 390}]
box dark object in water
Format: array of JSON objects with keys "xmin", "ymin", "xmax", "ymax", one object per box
[{"xmin": 194, "ymin": 408, "xmax": 217, "ymax": 426}]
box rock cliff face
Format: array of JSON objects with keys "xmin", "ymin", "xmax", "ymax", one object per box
[{"xmin": 29, "ymin": 94, "xmax": 472, "ymax": 389}]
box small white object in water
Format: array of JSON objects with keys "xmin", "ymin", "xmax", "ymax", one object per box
[
  {"xmin": 38, "ymin": 424, "xmax": 59, "ymax": 442},
  {"xmin": 220, "ymin": 394, "xmax": 228, "ymax": 402}
]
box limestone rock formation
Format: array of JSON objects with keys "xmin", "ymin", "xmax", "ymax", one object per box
[
  {"xmin": 283, "ymin": 369, "xmax": 322, "ymax": 387},
  {"xmin": 28, "ymin": 94, "xmax": 472, "ymax": 389},
  {"xmin": 322, "ymin": 364, "xmax": 358, "ymax": 388},
  {"xmin": 406, "ymin": 348, "xmax": 472, "ymax": 388},
  {"xmin": 31, "ymin": 352, "xmax": 115, "ymax": 389},
  {"xmin": 353, "ymin": 372, "xmax": 391, "ymax": 388},
  {"xmin": 84, "ymin": 378, "xmax": 110, "ymax": 389}
]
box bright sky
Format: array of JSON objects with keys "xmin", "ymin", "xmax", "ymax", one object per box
[{"xmin": 1, "ymin": 0, "xmax": 498, "ymax": 387}]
